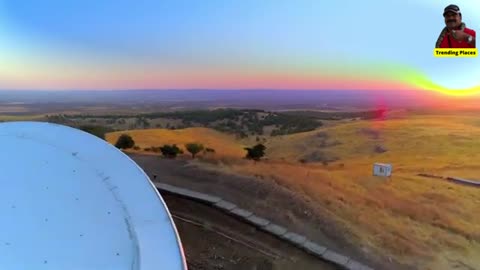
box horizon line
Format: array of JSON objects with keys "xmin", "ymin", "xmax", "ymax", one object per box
[{"xmin": 0, "ymin": 88, "xmax": 435, "ymax": 92}]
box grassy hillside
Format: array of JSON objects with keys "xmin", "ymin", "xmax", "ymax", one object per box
[
  {"xmin": 228, "ymin": 114, "xmax": 480, "ymax": 269},
  {"xmin": 265, "ymin": 114, "xmax": 480, "ymax": 173},
  {"xmin": 106, "ymin": 127, "xmax": 246, "ymax": 158},
  {"xmin": 62, "ymin": 108, "xmax": 349, "ymax": 137},
  {"xmin": 106, "ymin": 113, "xmax": 480, "ymax": 269}
]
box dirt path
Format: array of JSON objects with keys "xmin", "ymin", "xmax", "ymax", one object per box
[{"xmin": 163, "ymin": 193, "xmax": 338, "ymax": 270}]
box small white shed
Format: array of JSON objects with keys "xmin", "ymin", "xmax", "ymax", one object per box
[{"xmin": 373, "ymin": 163, "xmax": 392, "ymax": 177}]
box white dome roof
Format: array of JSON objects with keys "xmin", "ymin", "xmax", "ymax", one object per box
[{"xmin": 0, "ymin": 121, "xmax": 186, "ymax": 270}]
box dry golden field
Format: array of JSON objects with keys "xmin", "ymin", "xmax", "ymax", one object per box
[
  {"xmin": 107, "ymin": 113, "xmax": 480, "ymax": 270},
  {"xmin": 106, "ymin": 127, "xmax": 246, "ymax": 158}
]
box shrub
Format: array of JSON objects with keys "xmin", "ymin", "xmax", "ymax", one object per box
[
  {"xmin": 114, "ymin": 134, "xmax": 135, "ymax": 149},
  {"xmin": 159, "ymin": 144, "xmax": 183, "ymax": 159},
  {"xmin": 244, "ymin": 144, "xmax": 266, "ymax": 161},
  {"xmin": 205, "ymin": 147, "xmax": 216, "ymax": 153}
]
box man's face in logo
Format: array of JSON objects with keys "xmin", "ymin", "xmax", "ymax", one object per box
[{"xmin": 444, "ymin": 12, "xmax": 461, "ymax": 29}]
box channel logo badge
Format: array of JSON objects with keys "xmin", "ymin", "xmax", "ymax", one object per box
[{"xmin": 434, "ymin": 48, "xmax": 477, "ymax": 57}]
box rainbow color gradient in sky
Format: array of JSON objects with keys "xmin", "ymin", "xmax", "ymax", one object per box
[{"xmin": 0, "ymin": 0, "xmax": 479, "ymax": 96}]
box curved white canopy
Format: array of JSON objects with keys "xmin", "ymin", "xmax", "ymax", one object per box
[{"xmin": 0, "ymin": 121, "xmax": 187, "ymax": 270}]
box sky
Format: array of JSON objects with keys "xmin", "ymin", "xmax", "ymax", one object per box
[{"xmin": 0, "ymin": 0, "xmax": 479, "ymax": 96}]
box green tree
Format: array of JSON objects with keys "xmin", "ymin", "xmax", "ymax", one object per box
[
  {"xmin": 78, "ymin": 125, "xmax": 113, "ymax": 140},
  {"xmin": 159, "ymin": 144, "xmax": 183, "ymax": 159},
  {"xmin": 114, "ymin": 134, "xmax": 135, "ymax": 149},
  {"xmin": 244, "ymin": 144, "xmax": 266, "ymax": 161},
  {"xmin": 185, "ymin": 143, "xmax": 204, "ymax": 159}
]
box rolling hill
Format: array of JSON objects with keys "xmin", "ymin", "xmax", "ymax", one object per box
[
  {"xmin": 230, "ymin": 113, "xmax": 480, "ymax": 269},
  {"xmin": 106, "ymin": 113, "xmax": 480, "ymax": 269}
]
